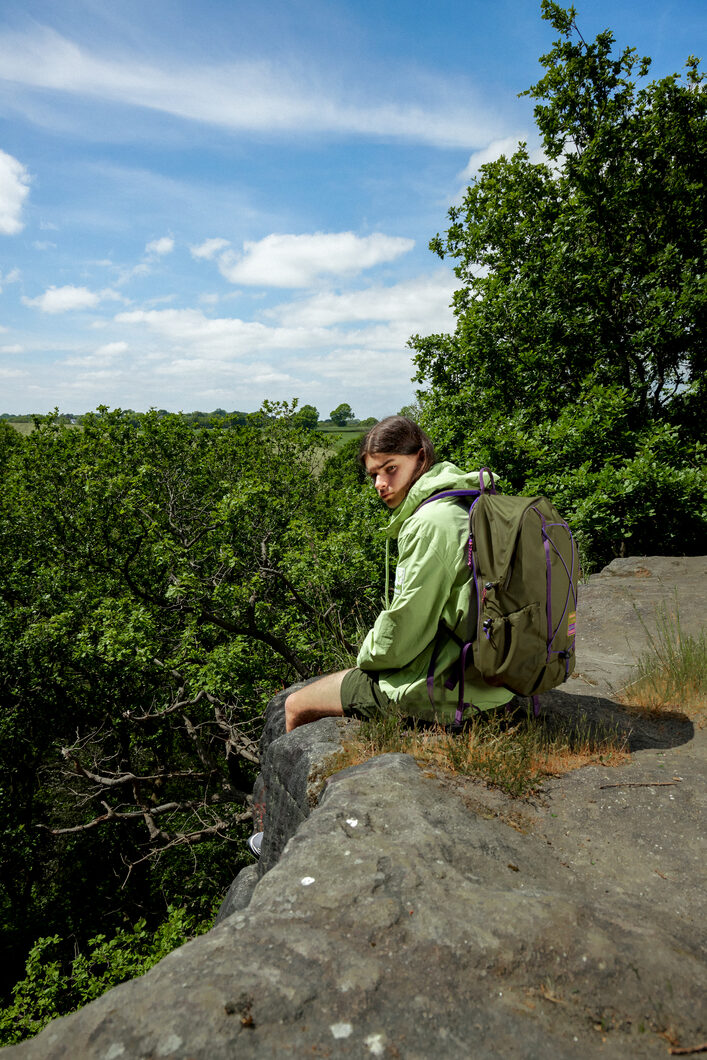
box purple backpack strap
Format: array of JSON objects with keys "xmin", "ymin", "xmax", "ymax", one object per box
[
  {"xmin": 417, "ymin": 488, "xmax": 481, "ymax": 511},
  {"xmin": 416, "ymin": 470, "xmax": 497, "ymax": 514}
]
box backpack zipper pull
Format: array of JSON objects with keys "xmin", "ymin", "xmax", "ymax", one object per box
[{"xmin": 481, "ymin": 581, "xmax": 495, "ymax": 605}]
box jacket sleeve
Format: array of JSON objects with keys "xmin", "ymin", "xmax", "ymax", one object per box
[{"xmin": 356, "ymin": 518, "xmax": 458, "ymax": 672}]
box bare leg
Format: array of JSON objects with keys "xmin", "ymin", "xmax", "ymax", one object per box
[{"xmin": 285, "ymin": 670, "xmax": 352, "ymax": 732}]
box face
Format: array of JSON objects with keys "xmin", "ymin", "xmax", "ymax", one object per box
[{"xmin": 364, "ymin": 449, "xmax": 424, "ymax": 508}]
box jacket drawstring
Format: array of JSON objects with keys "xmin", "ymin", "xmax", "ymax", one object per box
[{"xmin": 384, "ymin": 537, "xmax": 391, "ymax": 609}]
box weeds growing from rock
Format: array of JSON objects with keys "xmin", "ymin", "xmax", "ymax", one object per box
[
  {"xmin": 620, "ymin": 600, "xmax": 707, "ymax": 724},
  {"xmin": 333, "ymin": 704, "xmax": 627, "ymax": 798}
]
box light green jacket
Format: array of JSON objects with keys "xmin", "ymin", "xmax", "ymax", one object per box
[{"xmin": 356, "ymin": 461, "xmax": 514, "ymax": 722}]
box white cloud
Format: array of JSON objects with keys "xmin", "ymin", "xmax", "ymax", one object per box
[
  {"xmin": 0, "ymin": 149, "xmax": 31, "ymax": 235},
  {"xmin": 115, "ymin": 307, "xmax": 294, "ymax": 357},
  {"xmin": 292, "ymin": 346, "xmax": 414, "ymax": 388},
  {"xmin": 0, "ymin": 267, "xmax": 21, "ymax": 293},
  {"xmin": 218, "ymin": 232, "xmax": 414, "ymax": 288},
  {"xmin": 0, "ymin": 344, "xmax": 24, "ymax": 354},
  {"xmin": 23, "ymin": 285, "xmax": 122, "ymax": 314},
  {"xmin": 269, "ymin": 272, "xmax": 454, "ymax": 330},
  {"xmin": 191, "ymin": 237, "xmax": 230, "ymax": 261},
  {"xmin": 96, "ymin": 341, "xmax": 128, "ymax": 357},
  {"xmin": 0, "ymin": 26, "xmax": 496, "ymax": 149},
  {"xmin": 64, "ymin": 340, "xmax": 129, "ymax": 367},
  {"xmin": 145, "ymin": 235, "xmax": 174, "ymax": 256},
  {"xmin": 113, "ymin": 262, "xmax": 455, "ymax": 373},
  {"xmin": 120, "ymin": 263, "xmax": 151, "ymax": 283}
]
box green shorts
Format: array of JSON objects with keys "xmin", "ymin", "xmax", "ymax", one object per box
[{"xmin": 340, "ymin": 668, "xmax": 395, "ymax": 721}]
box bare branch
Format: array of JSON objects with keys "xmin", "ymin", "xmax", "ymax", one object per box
[
  {"xmin": 39, "ymin": 796, "xmax": 249, "ymax": 835},
  {"xmin": 59, "ymin": 749, "xmax": 215, "ymax": 789}
]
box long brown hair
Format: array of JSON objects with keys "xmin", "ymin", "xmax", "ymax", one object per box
[{"xmin": 358, "ymin": 416, "xmax": 437, "ymax": 485}]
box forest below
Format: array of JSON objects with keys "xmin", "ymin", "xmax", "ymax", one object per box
[{"xmin": 1, "ymin": 1, "xmax": 705, "ymax": 1043}]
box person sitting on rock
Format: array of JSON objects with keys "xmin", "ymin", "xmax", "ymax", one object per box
[{"xmin": 284, "ymin": 415, "xmax": 515, "ymax": 732}]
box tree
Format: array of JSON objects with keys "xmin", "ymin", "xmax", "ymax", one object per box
[
  {"xmin": 410, "ymin": 1, "xmax": 706, "ymax": 566},
  {"xmin": 330, "ymin": 403, "xmax": 354, "ymax": 427},
  {"xmin": 293, "ymin": 403, "xmax": 319, "ymax": 430}
]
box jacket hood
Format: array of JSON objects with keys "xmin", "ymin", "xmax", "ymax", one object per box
[{"xmin": 383, "ymin": 461, "xmax": 491, "ymax": 540}]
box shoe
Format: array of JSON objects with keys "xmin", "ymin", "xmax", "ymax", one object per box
[{"xmin": 247, "ymin": 832, "xmax": 263, "ymax": 859}]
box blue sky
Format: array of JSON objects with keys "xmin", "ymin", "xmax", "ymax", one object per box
[{"xmin": 0, "ymin": 0, "xmax": 704, "ymax": 418}]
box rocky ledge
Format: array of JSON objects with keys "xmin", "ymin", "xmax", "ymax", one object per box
[{"xmin": 5, "ymin": 557, "xmax": 706, "ymax": 1058}]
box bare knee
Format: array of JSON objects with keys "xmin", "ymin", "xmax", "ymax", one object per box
[
  {"xmin": 284, "ymin": 688, "xmax": 334, "ymax": 733},
  {"xmin": 284, "ymin": 675, "xmax": 347, "ymax": 733},
  {"xmin": 284, "ymin": 691, "xmax": 301, "ymax": 732}
]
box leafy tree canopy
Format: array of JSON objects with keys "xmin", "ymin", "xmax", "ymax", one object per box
[
  {"xmin": 293, "ymin": 403, "xmax": 320, "ymax": 430},
  {"xmin": 411, "ymin": 1, "xmax": 706, "ymax": 566},
  {"xmin": 0, "ymin": 403, "xmax": 385, "ymax": 1010},
  {"xmin": 329, "ymin": 403, "xmax": 354, "ymax": 426}
]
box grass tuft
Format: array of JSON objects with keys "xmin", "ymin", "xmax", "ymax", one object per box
[
  {"xmin": 619, "ymin": 600, "xmax": 707, "ymax": 723},
  {"xmin": 332, "ymin": 703, "xmax": 627, "ymax": 798}
]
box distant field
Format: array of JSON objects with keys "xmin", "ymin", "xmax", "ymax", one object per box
[
  {"xmin": 317, "ymin": 426, "xmax": 366, "ymax": 450},
  {"xmin": 5, "ymin": 420, "xmax": 368, "ymax": 446}
]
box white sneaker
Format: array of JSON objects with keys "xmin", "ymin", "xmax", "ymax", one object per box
[{"xmin": 247, "ymin": 832, "xmax": 263, "ymax": 858}]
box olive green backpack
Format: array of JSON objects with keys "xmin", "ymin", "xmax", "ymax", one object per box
[{"xmin": 420, "ymin": 472, "xmax": 579, "ymax": 726}]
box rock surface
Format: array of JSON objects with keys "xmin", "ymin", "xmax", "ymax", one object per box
[
  {"xmin": 5, "ymin": 557, "xmax": 706, "ymax": 1059},
  {"xmin": 569, "ymin": 555, "xmax": 707, "ymax": 699}
]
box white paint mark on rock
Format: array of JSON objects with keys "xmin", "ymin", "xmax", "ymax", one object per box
[
  {"xmin": 346, "ymin": 818, "xmax": 358, "ymax": 827},
  {"xmin": 103, "ymin": 1046, "xmax": 126, "ymax": 1060},
  {"xmin": 301, "ymin": 876, "xmax": 315, "ymax": 886},
  {"xmin": 366, "ymin": 1032, "xmax": 386, "ymax": 1055},
  {"xmin": 156, "ymin": 1033, "xmax": 183, "ymax": 1056},
  {"xmin": 330, "ymin": 1022, "xmax": 353, "ymax": 1039}
]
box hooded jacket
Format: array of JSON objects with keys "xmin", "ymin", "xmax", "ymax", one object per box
[{"xmin": 356, "ymin": 460, "xmax": 514, "ymax": 723}]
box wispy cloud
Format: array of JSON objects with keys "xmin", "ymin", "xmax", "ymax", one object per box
[
  {"xmin": 111, "ymin": 271, "xmax": 454, "ymax": 385},
  {"xmin": 64, "ymin": 340, "xmax": 129, "ymax": 367},
  {"xmin": 0, "ymin": 149, "xmax": 31, "ymax": 235},
  {"xmin": 268, "ymin": 272, "xmax": 455, "ymax": 329},
  {"xmin": 145, "ymin": 235, "xmax": 174, "ymax": 256},
  {"xmin": 0, "ymin": 267, "xmax": 21, "ymax": 293},
  {"xmin": 291, "ymin": 346, "xmax": 414, "ymax": 390},
  {"xmin": 0, "ymin": 26, "xmax": 496, "ymax": 148},
  {"xmin": 115, "ymin": 307, "xmax": 305, "ymax": 357},
  {"xmin": 215, "ymin": 232, "xmax": 414, "ymax": 288},
  {"xmin": 190, "ymin": 237, "xmax": 230, "ymax": 261},
  {"xmin": 23, "ymin": 284, "xmax": 123, "ymax": 313}
]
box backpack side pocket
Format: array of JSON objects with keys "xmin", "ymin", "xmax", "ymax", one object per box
[{"xmin": 476, "ymin": 603, "xmax": 546, "ymax": 694}]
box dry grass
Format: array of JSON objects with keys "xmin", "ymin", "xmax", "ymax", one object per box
[
  {"xmin": 620, "ymin": 676, "xmax": 707, "ymax": 724},
  {"xmin": 331, "ymin": 705, "xmax": 628, "ymax": 798},
  {"xmin": 618, "ymin": 600, "xmax": 707, "ymax": 726}
]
